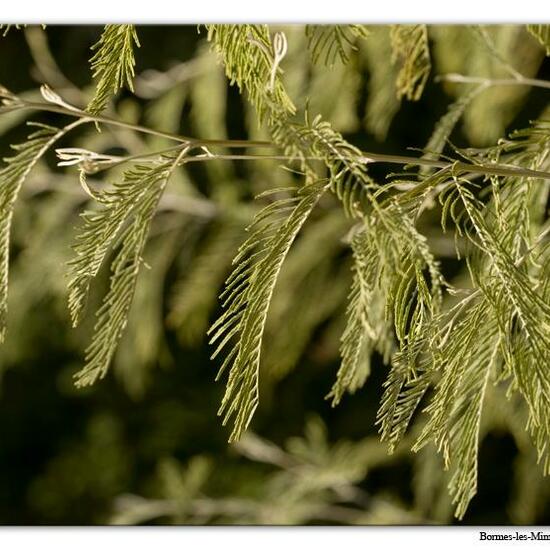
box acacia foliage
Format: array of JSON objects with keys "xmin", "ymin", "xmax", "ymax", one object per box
[{"xmin": 0, "ymin": 24, "xmax": 549, "ymax": 521}]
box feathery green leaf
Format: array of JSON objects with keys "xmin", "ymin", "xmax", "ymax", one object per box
[
  {"xmin": 414, "ymin": 297, "xmax": 499, "ymax": 519},
  {"xmin": 206, "ymin": 24, "xmax": 295, "ymax": 125},
  {"xmin": 209, "ymin": 181, "xmax": 328, "ymax": 441},
  {"xmin": 73, "ymin": 155, "xmax": 182, "ymax": 387},
  {"xmin": 305, "ymin": 25, "xmax": 369, "ymax": 66},
  {"xmin": 328, "ymin": 230, "xmax": 393, "ymax": 406},
  {"xmin": 390, "ymin": 25, "xmax": 431, "ymax": 101},
  {"xmin": 272, "ymin": 113, "xmax": 377, "ymax": 217},
  {"xmin": 68, "ymin": 162, "xmax": 168, "ymax": 326},
  {"xmin": 87, "ymin": 24, "xmax": 140, "ymax": 115},
  {"xmin": 0, "ymin": 120, "xmax": 82, "ymax": 341}
]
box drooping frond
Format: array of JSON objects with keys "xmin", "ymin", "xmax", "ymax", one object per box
[
  {"xmin": 305, "ymin": 25, "xmax": 369, "ymax": 66},
  {"xmin": 68, "ymin": 162, "xmax": 167, "ymax": 326},
  {"xmin": 377, "ymin": 341, "xmax": 434, "ymax": 455},
  {"xmin": 454, "ymin": 179, "xmax": 550, "ymax": 453},
  {"xmin": 368, "ymin": 115, "xmax": 550, "ymax": 517},
  {"xmin": 327, "ymin": 233, "xmax": 393, "ymax": 406},
  {"xmin": 414, "ymin": 297, "xmax": 500, "ymax": 519},
  {"xmin": 527, "ymin": 25, "xmax": 550, "ymax": 55},
  {"xmin": 390, "ymin": 25, "xmax": 431, "ymax": 101},
  {"xmin": 1, "ymin": 23, "xmax": 550, "ymax": 524},
  {"xmin": 205, "ymin": 25, "xmax": 295, "ymax": 125},
  {"xmin": 404, "ymin": 151, "xmax": 550, "ymax": 517},
  {"xmin": 0, "ymin": 120, "xmax": 83, "ymax": 341},
  {"xmin": 206, "ymin": 26, "xmax": 374, "ymax": 217},
  {"xmin": 271, "ymin": 113, "xmax": 377, "ymax": 217},
  {"xmin": 331, "ymin": 169, "xmax": 447, "ymax": 412},
  {"xmin": 87, "ymin": 25, "xmax": 140, "ymax": 115},
  {"xmin": 457, "ymin": 179, "xmax": 550, "ymax": 384},
  {"xmin": 369, "ymin": 212, "xmax": 443, "ymax": 446},
  {"xmin": 374, "ymin": 196, "xmax": 450, "ymax": 449},
  {"xmin": 209, "ymin": 181, "xmax": 328, "ymax": 442},
  {"xmin": 72, "ymin": 155, "xmax": 182, "ymax": 387}
]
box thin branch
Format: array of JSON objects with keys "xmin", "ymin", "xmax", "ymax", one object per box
[
  {"xmin": 436, "ymin": 73, "xmax": 550, "ymax": 92},
  {"xmin": 57, "ymin": 146, "xmax": 550, "ymax": 183},
  {"xmin": 8, "ymin": 96, "xmax": 550, "ymax": 181},
  {"xmin": 183, "ymin": 152, "xmax": 550, "ymax": 181},
  {"xmin": 8, "ymin": 99, "xmax": 273, "ymax": 148}
]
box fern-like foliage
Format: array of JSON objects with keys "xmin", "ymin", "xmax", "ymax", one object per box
[
  {"xmin": 1, "ymin": 24, "xmax": 550, "ymax": 523},
  {"xmin": 411, "ymin": 180, "xmax": 549, "ymax": 517},
  {"xmin": 206, "ymin": 25, "xmax": 375, "ymax": 217},
  {"xmin": 390, "ymin": 25, "xmax": 431, "ymax": 101},
  {"xmin": 527, "ymin": 24, "xmax": 550, "ymax": 55},
  {"xmin": 456, "ymin": 179, "xmax": 550, "ymax": 436},
  {"xmin": 71, "ymin": 155, "xmax": 182, "ymax": 387},
  {"xmin": 324, "ymin": 168, "xmax": 447, "ymax": 415},
  {"xmin": 374, "ymin": 119, "xmax": 550, "ymax": 517},
  {"xmin": 305, "ymin": 25, "xmax": 369, "ymax": 66},
  {"xmin": 209, "ymin": 181, "xmax": 328, "ymax": 441},
  {"xmin": 272, "ymin": 113, "xmax": 377, "ymax": 217},
  {"xmin": 327, "ymin": 231, "xmax": 393, "ymax": 406},
  {"xmin": 0, "ymin": 120, "xmax": 83, "ymax": 341},
  {"xmin": 205, "ymin": 24, "xmax": 295, "ymax": 125},
  {"xmin": 67, "ymin": 164, "xmax": 163, "ymax": 326},
  {"xmin": 87, "ymin": 25, "xmax": 140, "ymax": 115},
  {"xmin": 414, "ymin": 296, "xmax": 499, "ymax": 519},
  {"xmin": 352, "ymin": 179, "xmax": 445, "ymax": 441},
  {"xmin": 203, "ymin": 34, "xmax": 384, "ymax": 431},
  {"xmin": 204, "ymin": 30, "xmax": 444, "ymax": 432}
]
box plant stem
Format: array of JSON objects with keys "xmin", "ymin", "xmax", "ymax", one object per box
[
  {"xmin": 12, "ymin": 100, "xmax": 273, "ymax": 149},
  {"xmin": 11, "ymin": 99, "xmax": 550, "ymax": 181},
  {"xmin": 184, "ymin": 152, "xmax": 550, "ymax": 181},
  {"xmin": 436, "ymin": 73, "xmax": 550, "ymax": 91}
]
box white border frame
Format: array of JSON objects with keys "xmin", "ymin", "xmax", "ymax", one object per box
[{"xmin": 1, "ymin": 1, "xmax": 550, "ymax": 24}]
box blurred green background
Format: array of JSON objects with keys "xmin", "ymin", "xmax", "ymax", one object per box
[{"xmin": 0, "ymin": 24, "xmax": 549, "ymax": 525}]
